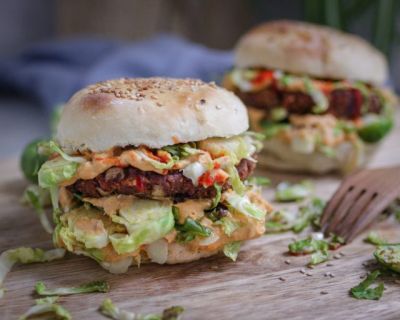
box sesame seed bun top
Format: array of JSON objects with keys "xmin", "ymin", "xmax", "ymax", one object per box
[
  {"xmin": 235, "ymin": 20, "xmax": 388, "ymax": 85},
  {"xmin": 56, "ymin": 77, "xmax": 249, "ymax": 152}
]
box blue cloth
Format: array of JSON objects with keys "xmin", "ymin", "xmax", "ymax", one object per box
[{"xmin": 0, "ymin": 34, "xmax": 233, "ymax": 111}]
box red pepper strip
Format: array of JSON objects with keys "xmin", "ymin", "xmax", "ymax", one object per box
[
  {"xmin": 135, "ymin": 176, "xmax": 145, "ymax": 193},
  {"xmin": 156, "ymin": 150, "xmax": 171, "ymax": 163},
  {"xmin": 251, "ymin": 70, "xmax": 274, "ymax": 86},
  {"xmin": 198, "ymin": 171, "xmax": 214, "ymax": 188},
  {"xmin": 214, "ymin": 169, "xmax": 229, "ymax": 184}
]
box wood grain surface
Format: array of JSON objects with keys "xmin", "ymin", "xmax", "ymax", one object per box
[{"xmin": 1, "ymin": 113, "xmax": 400, "ymax": 320}]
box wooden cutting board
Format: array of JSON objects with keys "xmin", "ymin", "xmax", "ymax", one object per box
[{"xmin": 1, "ymin": 114, "xmax": 400, "ymax": 320}]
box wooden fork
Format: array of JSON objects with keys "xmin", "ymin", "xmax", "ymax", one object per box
[{"xmin": 321, "ymin": 166, "xmax": 400, "ymax": 242}]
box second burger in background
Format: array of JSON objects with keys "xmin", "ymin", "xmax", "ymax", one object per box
[{"xmin": 224, "ymin": 20, "xmax": 396, "ymax": 174}]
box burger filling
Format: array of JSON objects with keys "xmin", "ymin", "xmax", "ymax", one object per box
[
  {"xmin": 225, "ymin": 68, "xmax": 395, "ymax": 145},
  {"xmin": 38, "ymin": 134, "xmax": 273, "ymax": 272}
]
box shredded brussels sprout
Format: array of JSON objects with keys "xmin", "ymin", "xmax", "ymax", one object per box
[
  {"xmin": 22, "ymin": 185, "xmax": 53, "ymax": 233},
  {"xmin": 0, "ymin": 247, "xmax": 65, "ymax": 298},
  {"xmin": 223, "ymin": 242, "xmax": 242, "ymax": 261},
  {"xmin": 225, "ymin": 192, "xmax": 265, "ymax": 221},
  {"xmin": 35, "ymin": 280, "xmax": 109, "ymax": 296},
  {"xmin": 99, "ymin": 299, "xmax": 184, "ymax": 320},
  {"xmin": 19, "ymin": 296, "xmax": 71, "ymax": 320}
]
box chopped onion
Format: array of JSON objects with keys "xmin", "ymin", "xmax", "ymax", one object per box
[
  {"xmin": 182, "ymin": 162, "xmax": 206, "ymax": 186},
  {"xmin": 198, "ymin": 231, "xmax": 219, "ymax": 246},
  {"xmin": 147, "ymin": 239, "xmax": 168, "ymax": 264},
  {"xmin": 100, "ymin": 257, "xmax": 133, "ymax": 274},
  {"xmin": 312, "ymin": 232, "xmax": 324, "ymax": 240}
]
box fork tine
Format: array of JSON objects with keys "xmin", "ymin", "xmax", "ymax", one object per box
[
  {"xmin": 344, "ymin": 195, "xmax": 391, "ymax": 242},
  {"xmin": 323, "ymin": 188, "xmax": 364, "ymax": 236},
  {"xmin": 320, "ymin": 170, "xmax": 368, "ymax": 228},
  {"xmin": 331, "ymin": 190, "xmax": 376, "ymax": 238},
  {"xmin": 345, "ymin": 186, "xmax": 400, "ymax": 242},
  {"xmin": 320, "ymin": 183, "xmax": 351, "ymax": 228}
]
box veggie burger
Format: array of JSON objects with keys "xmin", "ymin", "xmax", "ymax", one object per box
[
  {"xmin": 38, "ymin": 78, "xmax": 272, "ymax": 273},
  {"xmin": 224, "ymin": 20, "xmax": 396, "ymax": 174}
]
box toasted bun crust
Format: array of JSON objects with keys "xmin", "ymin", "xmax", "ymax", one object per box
[
  {"xmin": 235, "ymin": 20, "xmax": 388, "ymax": 84},
  {"xmin": 165, "ymin": 243, "xmax": 218, "ymax": 264},
  {"xmin": 57, "ymin": 78, "xmax": 249, "ymax": 152}
]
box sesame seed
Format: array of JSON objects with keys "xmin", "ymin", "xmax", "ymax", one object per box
[
  {"xmin": 86, "ymin": 77, "xmax": 212, "ymax": 101},
  {"xmin": 339, "ymin": 252, "xmax": 346, "ymax": 257},
  {"xmin": 200, "ymin": 99, "xmax": 206, "ymax": 105},
  {"xmin": 279, "ymin": 277, "xmax": 286, "ymax": 282},
  {"xmin": 333, "ymin": 254, "xmax": 341, "ymax": 259},
  {"xmin": 326, "ymin": 263, "xmax": 334, "ymax": 267},
  {"xmin": 306, "ymin": 272, "xmax": 312, "ymax": 276},
  {"xmin": 320, "ymin": 291, "xmax": 328, "ymax": 295},
  {"xmin": 300, "ymin": 268, "xmax": 306, "ymax": 274},
  {"xmin": 284, "ymin": 260, "xmax": 291, "ymax": 265}
]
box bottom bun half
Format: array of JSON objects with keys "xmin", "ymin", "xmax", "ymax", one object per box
[{"xmin": 257, "ymin": 138, "xmax": 366, "ymax": 174}]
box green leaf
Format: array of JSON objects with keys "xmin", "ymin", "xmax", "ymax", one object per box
[
  {"xmin": 226, "ymin": 164, "xmax": 246, "ymax": 195},
  {"xmin": 19, "ymin": 296, "xmax": 71, "ymax": 320},
  {"xmin": 162, "ymin": 143, "xmax": 198, "ymax": 159},
  {"xmin": 374, "ymin": 245, "xmax": 400, "ymax": 273},
  {"xmin": 223, "ymin": 241, "xmax": 242, "ymax": 261},
  {"xmin": 38, "ymin": 158, "xmax": 79, "ymax": 189},
  {"xmin": 265, "ymin": 209, "xmax": 295, "ymax": 233},
  {"xmin": 386, "ymin": 199, "xmax": 400, "ymax": 222},
  {"xmin": 20, "ymin": 139, "xmax": 49, "ymax": 183},
  {"xmin": 0, "ymin": 247, "xmax": 65, "ymax": 299},
  {"xmin": 209, "ymin": 184, "xmax": 222, "ymax": 210},
  {"xmin": 35, "ymin": 280, "xmax": 109, "ymax": 296},
  {"xmin": 99, "ymin": 299, "xmax": 184, "ymax": 320},
  {"xmin": 270, "ymin": 107, "xmax": 288, "ymax": 122},
  {"xmin": 292, "ymin": 198, "xmax": 326, "ymax": 233},
  {"xmin": 364, "ymin": 232, "xmax": 388, "ymax": 246},
  {"xmin": 110, "ymin": 200, "xmax": 175, "ymax": 254},
  {"xmin": 275, "ymin": 180, "xmax": 313, "ymax": 202},
  {"xmin": 38, "ymin": 140, "xmax": 85, "ymax": 163},
  {"xmin": 259, "ymin": 121, "xmax": 290, "ymax": 139},
  {"xmin": 303, "ymin": 77, "xmax": 329, "ymax": 114},
  {"xmin": 225, "ymin": 192, "xmax": 266, "ymax": 221},
  {"xmin": 22, "ymin": 185, "xmax": 53, "ymax": 234},
  {"xmin": 246, "ymin": 176, "xmax": 271, "ymax": 186},
  {"xmin": 215, "ymin": 217, "xmax": 240, "ymax": 236},
  {"xmin": 319, "ymin": 145, "xmax": 336, "ymax": 158},
  {"xmin": 357, "ymin": 115, "xmax": 393, "ymax": 143},
  {"xmin": 329, "ymin": 234, "xmax": 346, "ymax": 250},
  {"xmin": 310, "ymin": 250, "xmax": 329, "ymax": 265},
  {"xmin": 161, "ymin": 306, "xmax": 185, "ymax": 320},
  {"xmin": 176, "ymin": 218, "xmax": 212, "ymax": 243},
  {"xmin": 99, "ymin": 298, "xmax": 136, "ymax": 320},
  {"xmin": 350, "ymin": 270, "xmax": 384, "ymax": 300},
  {"xmin": 288, "ymin": 236, "xmax": 328, "ymax": 255}
]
